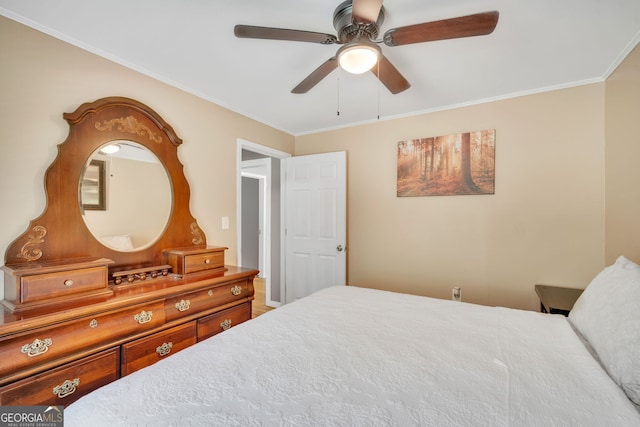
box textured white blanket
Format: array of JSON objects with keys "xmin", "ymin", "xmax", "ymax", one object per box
[{"xmin": 66, "ymin": 286, "xmax": 640, "ymax": 426}]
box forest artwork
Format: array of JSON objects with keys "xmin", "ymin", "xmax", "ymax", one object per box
[{"xmin": 397, "ymin": 129, "xmax": 495, "ymax": 197}]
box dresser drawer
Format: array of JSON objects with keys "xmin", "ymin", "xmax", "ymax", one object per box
[
  {"xmin": 183, "ymin": 251, "xmax": 224, "ymax": 274},
  {"xmin": 2, "ymin": 258, "xmax": 112, "ymax": 312},
  {"xmin": 163, "ymin": 246, "xmax": 226, "ymax": 275},
  {"xmin": 165, "ymin": 279, "xmax": 253, "ymax": 322},
  {"xmin": 197, "ymin": 303, "xmax": 251, "ymax": 341},
  {"xmin": 0, "ymin": 347, "xmax": 119, "ymax": 406},
  {"xmin": 121, "ymin": 322, "xmax": 197, "ymax": 376},
  {"xmin": 208, "ymin": 278, "xmax": 253, "ymax": 304},
  {"xmin": 21, "ymin": 266, "xmax": 107, "ymax": 304},
  {"xmin": 0, "ymin": 300, "xmax": 165, "ymax": 379}
]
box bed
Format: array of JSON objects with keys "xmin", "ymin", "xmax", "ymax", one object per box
[{"xmin": 65, "ymin": 256, "xmax": 640, "ymax": 426}]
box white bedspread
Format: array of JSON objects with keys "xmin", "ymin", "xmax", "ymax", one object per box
[{"xmin": 66, "ymin": 286, "xmax": 640, "ymax": 426}]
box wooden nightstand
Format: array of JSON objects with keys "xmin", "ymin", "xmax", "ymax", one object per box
[{"xmin": 534, "ymin": 284, "xmax": 584, "ymax": 316}]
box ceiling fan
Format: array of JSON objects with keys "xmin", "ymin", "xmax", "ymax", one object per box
[{"xmin": 234, "ymin": 0, "xmax": 499, "ymax": 95}]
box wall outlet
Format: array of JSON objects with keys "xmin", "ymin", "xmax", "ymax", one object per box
[{"xmin": 452, "ymin": 287, "xmax": 462, "ymax": 302}]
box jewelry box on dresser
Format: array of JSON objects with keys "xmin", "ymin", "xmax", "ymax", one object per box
[{"xmin": 0, "ymin": 97, "xmax": 257, "ymax": 406}]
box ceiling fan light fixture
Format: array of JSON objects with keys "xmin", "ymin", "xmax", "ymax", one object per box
[
  {"xmin": 99, "ymin": 143, "xmax": 121, "ymax": 155},
  {"xmin": 337, "ymin": 41, "xmax": 381, "ymax": 74}
]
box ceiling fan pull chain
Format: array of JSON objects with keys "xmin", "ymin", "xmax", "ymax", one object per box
[
  {"xmin": 336, "ymin": 68, "xmax": 341, "ymax": 116},
  {"xmin": 377, "ymin": 60, "xmax": 381, "ymax": 120}
]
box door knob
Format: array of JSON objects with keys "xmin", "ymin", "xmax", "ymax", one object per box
[{"xmin": 336, "ymin": 245, "xmax": 344, "ymax": 252}]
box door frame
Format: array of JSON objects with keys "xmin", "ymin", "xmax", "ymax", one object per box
[
  {"xmin": 236, "ymin": 139, "xmax": 290, "ymax": 307},
  {"xmin": 241, "ymin": 159, "xmax": 270, "ymax": 280}
]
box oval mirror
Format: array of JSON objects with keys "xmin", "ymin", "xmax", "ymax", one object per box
[{"xmin": 79, "ymin": 141, "xmax": 172, "ymax": 251}]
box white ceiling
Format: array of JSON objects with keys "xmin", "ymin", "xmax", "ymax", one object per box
[{"xmin": 2, "ymin": 0, "xmax": 640, "ymax": 135}]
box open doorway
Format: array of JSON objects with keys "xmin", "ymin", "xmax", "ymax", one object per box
[
  {"xmin": 237, "ymin": 139, "xmax": 290, "ymax": 309},
  {"xmin": 241, "ymin": 160, "xmax": 269, "ymax": 280}
]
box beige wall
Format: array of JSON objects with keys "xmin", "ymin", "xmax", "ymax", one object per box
[
  {"xmin": 0, "ymin": 16, "xmax": 294, "ymax": 299},
  {"xmin": 604, "ymin": 43, "xmax": 640, "ymax": 264},
  {"xmin": 296, "ymin": 85, "xmax": 607, "ymax": 310}
]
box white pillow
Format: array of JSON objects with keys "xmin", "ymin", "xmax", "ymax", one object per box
[
  {"xmin": 569, "ymin": 256, "xmax": 640, "ymax": 405},
  {"xmin": 100, "ymin": 234, "xmax": 134, "ymax": 251}
]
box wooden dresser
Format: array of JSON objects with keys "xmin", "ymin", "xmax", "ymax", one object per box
[
  {"xmin": 0, "ymin": 97, "xmax": 260, "ymax": 407},
  {"xmin": 0, "ymin": 256, "xmax": 257, "ymax": 406}
]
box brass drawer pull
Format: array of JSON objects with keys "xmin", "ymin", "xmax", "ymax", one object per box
[
  {"xmin": 204, "ymin": 258, "xmax": 210, "ymax": 264},
  {"xmin": 89, "ymin": 319, "xmax": 98, "ymax": 329},
  {"xmin": 175, "ymin": 299, "xmax": 190, "ymax": 312},
  {"xmin": 63, "ymin": 279, "xmax": 74, "ymax": 287},
  {"xmin": 208, "ymin": 290, "xmax": 213, "ymax": 297},
  {"xmin": 134, "ymin": 310, "xmax": 153, "ymax": 324},
  {"xmin": 230, "ymin": 285, "xmax": 242, "ymax": 296},
  {"xmin": 220, "ymin": 319, "xmax": 232, "ymax": 331},
  {"xmin": 53, "ymin": 378, "xmax": 80, "ymax": 398},
  {"xmin": 21, "ymin": 338, "xmax": 53, "ymax": 357},
  {"xmin": 156, "ymin": 342, "xmax": 173, "ymax": 357}
]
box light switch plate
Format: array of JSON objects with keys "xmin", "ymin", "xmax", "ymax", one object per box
[{"xmin": 221, "ymin": 216, "xmax": 229, "ymax": 230}]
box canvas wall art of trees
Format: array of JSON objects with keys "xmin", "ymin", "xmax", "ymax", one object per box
[{"xmin": 397, "ymin": 129, "xmax": 495, "ymax": 197}]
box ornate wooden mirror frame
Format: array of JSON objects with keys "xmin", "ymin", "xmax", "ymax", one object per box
[
  {"xmin": 0, "ymin": 100, "xmax": 252, "ymax": 403},
  {"xmin": 4, "ymin": 97, "xmax": 206, "ymax": 271}
]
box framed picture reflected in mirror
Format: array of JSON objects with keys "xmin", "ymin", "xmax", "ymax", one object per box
[{"xmin": 81, "ymin": 159, "xmax": 106, "ymax": 210}]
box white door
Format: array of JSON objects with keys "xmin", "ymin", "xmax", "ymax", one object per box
[{"xmin": 285, "ymin": 151, "xmax": 346, "ymax": 302}]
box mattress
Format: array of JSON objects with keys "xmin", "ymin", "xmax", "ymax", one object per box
[{"xmin": 65, "ymin": 286, "xmax": 640, "ymax": 426}]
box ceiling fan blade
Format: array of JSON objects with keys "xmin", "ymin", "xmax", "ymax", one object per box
[
  {"xmin": 291, "ymin": 57, "xmax": 339, "ymax": 94},
  {"xmin": 370, "ymin": 55, "xmax": 410, "ymax": 94},
  {"xmin": 234, "ymin": 25, "xmax": 337, "ymax": 44},
  {"xmin": 352, "ymin": 0, "xmax": 383, "ymax": 23},
  {"xmin": 383, "ymin": 11, "xmax": 499, "ymax": 47}
]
